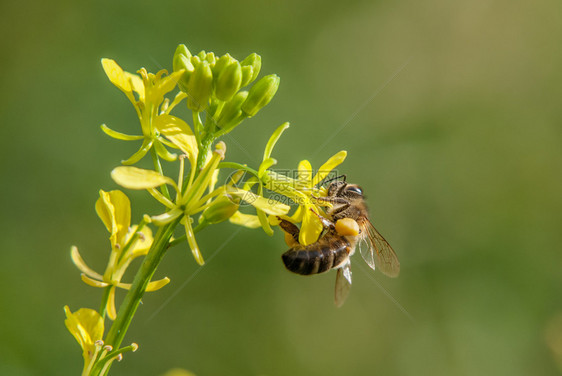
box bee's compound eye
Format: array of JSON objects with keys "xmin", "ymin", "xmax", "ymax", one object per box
[{"xmin": 346, "ymin": 186, "xmax": 362, "ymax": 195}]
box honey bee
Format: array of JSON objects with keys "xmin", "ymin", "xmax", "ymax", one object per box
[{"xmin": 279, "ymin": 180, "xmax": 400, "ymax": 307}]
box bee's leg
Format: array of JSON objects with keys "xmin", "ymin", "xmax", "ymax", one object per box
[
  {"xmin": 308, "ymin": 208, "xmax": 335, "ymax": 229},
  {"xmin": 277, "ymin": 217, "xmax": 300, "ymax": 243},
  {"xmin": 312, "ymin": 195, "xmax": 351, "ymax": 216}
]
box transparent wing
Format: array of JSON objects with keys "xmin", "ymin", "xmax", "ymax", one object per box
[
  {"xmin": 363, "ymin": 220, "xmax": 400, "ymax": 278},
  {"xmin": 359, "ymin": 237, "xmax": 376, "ymax": 271},
  {"xmin": 334, "ymin": 261, "xmax": 352, "ymax": 307}
]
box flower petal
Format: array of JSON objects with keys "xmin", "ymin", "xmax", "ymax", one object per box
[
  {"xmin": 111, "ymin": 166, "xmax": 177, "ymax": 190},
  {"xmin": 121, "ymin": 138, "xmax": 153, "ymax": 165},
  {"xmin": 128, "ymin": 226, "xmax": 154, "ymax": 258},
  {"xmin": 125, "ymin": 72, "xmax": 144, "ymax": 101},
  {"xmin": 311, "ymin": 150, "xmax": 347, "ymax": 187},
  {"xmin": 100, "ymin": 124, "xmax": 143, "ymax": 141},
  {"xmin": 115, "ymin": 277, "xmax": 170, "ymax": 291},
  {"xmin": 146, "ymin": 277, "xmax": 170, "ymax": 291},
  {"xmin": 229, "ymin": 211, "xmax": 262, "ymax": 228},
  {"xmin": 107, "ymin": 286, "xmax": 117, "ymax": 320},
  {"xmin": 154, "ymin": 139, "xmax": 177, "ymax": 162},
  {"xmin": 70, "ymin": 246, "xmax": 104, "ymax": 280},
  {"xmin": 101, "ymin": 58, "xmax": 132, "ymax": 93},
  {"xmin": 184, "ymin": 217, "xmax": 205, "ymax": 266},
  {"xmin": 81, "ymin": 274, "xmax": 110, "ymax": 288},
  {"xmin": 299, "ymin": 205, "xmax": 324, "ymax": 246},
  {"xmin": 297, "ymin": 160, "xmax": 313, "ymax": 185},
  {"xmin": 151, "ymin": 207, "xmax": 183, "ymax": 226},
  {"xmin": 154, "ymin": 114, "xmax": 198, "ymax": 165},
  {"xmin": 95, "ymin": 190, "xmax": 131, "ymax": 247},
  {"xmin": 226, "ymin": 188, "xmax": 290, "ymax": 216},
  {"xmin": 263, "ymin": 122, "xmax": 289, "ymax": 160},
  {"xmin": 258, "ymin": 157, "xmax": 277, "ymax": 178},
  {"xmin": 158, "ymin": 70, "xmax": 184, "ymax": 96},
  {"xmin": 64, "ymin": 306, "xmax": 104, "ymax": 354}
]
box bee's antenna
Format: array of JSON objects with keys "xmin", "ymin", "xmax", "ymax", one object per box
[{"xmin": 318, "ymin": 174, "xmax": 347, "ymax": 187}]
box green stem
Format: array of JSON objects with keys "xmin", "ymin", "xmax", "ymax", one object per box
[
  {"xmin": 101, "ymin": 215, "xmax": 182, "ymax": 373},
  {"xmin": 99, "ymin": 286, "xmax": 112, "ymax": 319},
  {"xmin": 198, "ymin": 134, "xmax": 215, "ymax": 170}
]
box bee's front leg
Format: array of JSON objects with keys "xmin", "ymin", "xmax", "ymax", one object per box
[{"xmin": 312, "ymin": 195, "xmax": 351, "ymax": 217}]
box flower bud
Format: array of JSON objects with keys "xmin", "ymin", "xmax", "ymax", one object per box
[
  {"xmin": 215, "ymin": 61, "xmax": 242, "ymax": 101},
  {"xmin": 217, "ymin": 91, "xmax": 248, "ymax": 131},
  {"xmin": 190, "ymin": 55, "xmax": 201, "ymax": 65},
  {"xmin": 200, "ymin": 195, "xmax": 240, "ymax": 224},
  {"xmin": 212, "ymin": 54, "xmax": 236, "ymax": 77},
  {"xmin": 186, "ymin": 60, "xmax": 213, "ymax": 112},
  {"xmin": 197, "ymin": 50, "xmax": 207, "ymax": 60},
  {"xmin": 240, "ymin": 53, "xmax": 261, "ymax": 86},
  {"xmin": 241, "ymin": 74, "xmax": 279, "ymax": 117},
  {"xmin": 175, "ymin": 44, "xmax": 192, "ymax": 59},
  {"xmin": 173, "ymin": 52, "xmax": 194, "ymax": 92},
  {"xmin": 205, "ymin": 52, "xmax": 216, "ymax": 66}
]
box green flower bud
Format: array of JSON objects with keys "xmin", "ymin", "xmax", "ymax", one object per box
[
  {"xmin": 200, "ymin": 195, "xmax": 240, "ymax": 224},
  {"xmin": 212, "ymin": 54, "xmax": 236, "ymax": 77},
  {"xmin": 240, "ymin": 66, "xmax": 254, "ymax": 87},
  {"xmin": 197, "ymin": 50, "xmax": 207, "ymax": 60},
  {"xmin": 241, "ymin": 74, "xmax": 280, "ymax": 117},
  {"xmin": 205, "ymin": 52, "xmax": 216, "ymax": 66},
  {"xmin": 175, "ymin": 44, "xmax": 192, "ymax": 59},
  {"xmin": 190, "ymin": 55, "xmax": 201, "ymax": 65},
  {"xmin": 240, "ymin": 53, "xmax": 261, "ymax": 86},
  {"xmin": 187, "ymin": 60, "xmax": 213, "ymax": 112},
  {"xmin": 217, "ymin": 91, "xmax": 249, "ymax": 132},
  {"xmin": 215, "ymin": 61, "xmax": 242, "ymax": 101},
  {"xmin": 173, "ymin": 52, "xmax": 194, "ymax": 92}
]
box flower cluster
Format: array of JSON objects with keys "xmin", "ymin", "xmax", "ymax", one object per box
[{"xmin": 65, "ymin": 42, "xmax": 347, "ymax": 375}]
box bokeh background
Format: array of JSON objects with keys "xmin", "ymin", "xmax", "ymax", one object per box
[{"xmin": 1, "ymin": 0, "xmax": 562, "ymax": 375}]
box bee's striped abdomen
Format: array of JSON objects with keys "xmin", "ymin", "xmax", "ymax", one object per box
[{"xmin": 281, "ymin": 235, "xmax": 350, "ymax": 275}]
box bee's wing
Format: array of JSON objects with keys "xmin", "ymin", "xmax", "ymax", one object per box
[
  {"xmin": 334, "ymin": 261, "xmax": 352, "ymax": 307},
  {"xmin": 361, "ymin": 220, "xmax": 400, "ymax": 278}
]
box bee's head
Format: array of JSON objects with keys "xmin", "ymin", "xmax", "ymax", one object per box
[
  {"xmin": 327, "ymin": 181, "xmax": 364, "ymax": 198},
  {"xmin": 343, "ymin": 184, "xmax": 364, "ymax": 198}
]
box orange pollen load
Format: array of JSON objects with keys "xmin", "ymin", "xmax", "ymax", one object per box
[{"xmin": 335, "ymin": 218, "xmax": 360, "ymax": 237}]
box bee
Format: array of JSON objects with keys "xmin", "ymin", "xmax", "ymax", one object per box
[{"xmin": 279, "ymin": 179, "xmax": 400, "ymax": 307}]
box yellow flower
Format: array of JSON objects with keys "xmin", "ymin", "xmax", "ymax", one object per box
[
  {"xmin": 227, "ymin": 122, "xmax": 347, "ymax": 245},
  {"xmin": 64, "ymin": 306, "xmax": 104, "ymax": 375},
  {"xmin": 110, "ymin": 142, "xmax": 290, "ymax": 266},
  {"xmin": 270, "ymin": 150, "xmax": 347, "ymax": 245},
  {"xmin": 100, "ymin": 59, "xmax": 195, "ymax": 165},
  {"xmin": 71, "ymin": 190, "xmax": 169, "ymax": 320}
]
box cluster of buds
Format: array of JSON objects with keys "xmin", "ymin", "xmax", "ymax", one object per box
[{"xmin": 173, "ymin": 44, "xmax": 279, "ymax": 136}]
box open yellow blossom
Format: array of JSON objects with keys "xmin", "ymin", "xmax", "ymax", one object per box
[
  {"xmin": 111, "ymin": 142, "xmax": 290, "ymax": 266},
  {"xmin": 71, "ymin": 190, "xmax": 169, "ymax": 320},
  {"xmin": 100, "ymin": 59, "xmax": 194, "ymax": 165},
  {"xmin": 64, "ymin": 306, "xmax": 104, "ymax": 375}
]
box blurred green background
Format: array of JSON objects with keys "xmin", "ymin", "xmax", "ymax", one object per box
[{"xmin": 1, "ymin": 0, "xmax": 562, "ymax": 375}]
